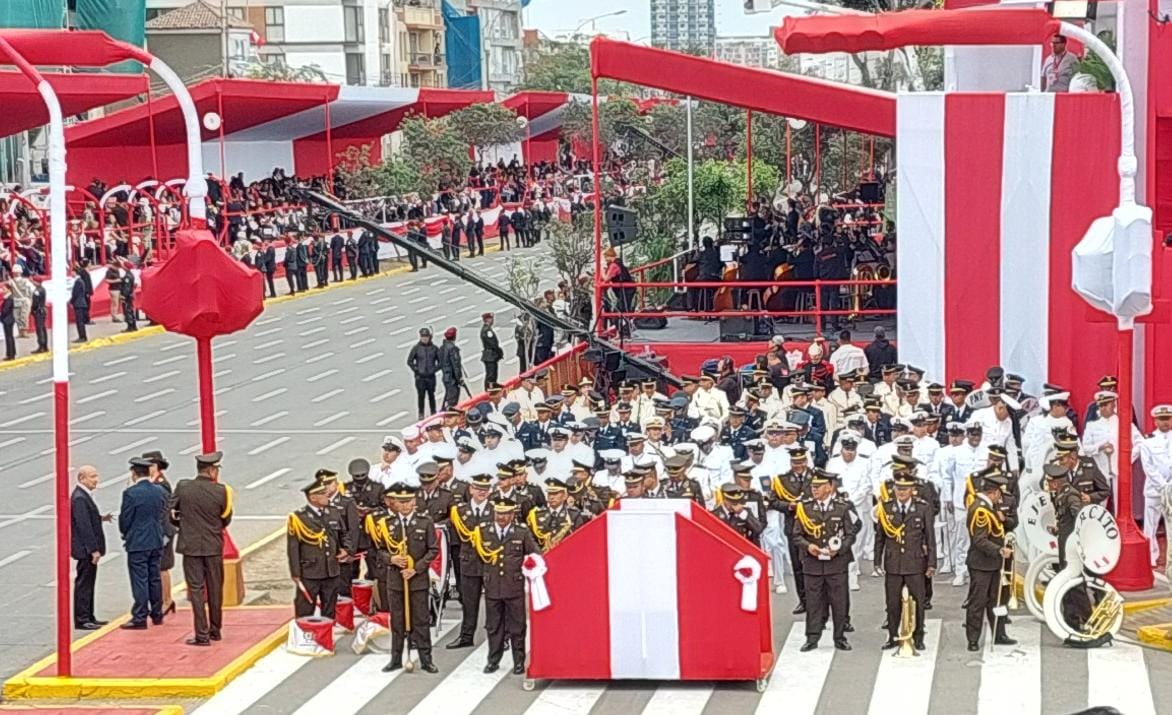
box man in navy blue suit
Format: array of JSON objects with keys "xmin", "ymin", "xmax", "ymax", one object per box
[
  {"xmin": 71, "ymin": 465, "xmax": 111, "ymax": 630},
  {"xmin": 119, "ymin": 458, "xmax": 168, "ymax": 629}
]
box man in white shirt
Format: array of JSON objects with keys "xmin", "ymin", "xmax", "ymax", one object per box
[
  {"xmin": 911, "ymin": 413, "xmax": 940, "ymax": 471},
  {"xmin": 972, "ymin": 390, "xmax": 1021, "ymax": 473},
  {"xmin": 1139, "ymin": 405, "xmax": 1172, "ymax": 567},
  {"xmin": 634, "ymin": 380, "xmax": 668, "ymax": 427},
  {"xmin": 592, "ymin": 450, "xmax": 626, "ymax": 494},
  {"xmin": 944, "ymin": 424, "xmax": 988, "ymax": 586},
  {"xmin": 828, "ymin": 330, "xmax": 869, "ymax": 378},
  {"xmin": 927, "ymin": 423, "xmax": 964, "ymax": 575},
  {"xmin": 1081, "ymin": 392, "xmax": 1144, "ymax": 501},
  {"xmin": 692, "ymin": 424, "xmax": 734, "ymax": 501},
  {"xmin": 692, "ymin": 373, "xmax": 730, "ymax": 424},
  {"xmin": 826, "ymin": 372, "xmax": 864, "ymax": 436},
  {"xmin": 872, "ymin": 364, "xmax": 902, "ymax": 416},
  {"xmin": 827, "ymin": 435, "xmax": 872, "ymax": 590},
  {"xmin": 505, "ymin": 374, "xmax": 545, "ymax": 422},
  {"xmin": 1042, "ymin": 34, "xmax": 1078, "ymax": 92},
  {"xmin": 371, "ymin": 436, "xmax": 414, "ymax": 488}
]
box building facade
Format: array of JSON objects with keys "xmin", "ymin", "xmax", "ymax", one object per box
[
  {"xmin": 650, "ymin": 0, "xmax": 715, "ymax": 55},
  {"xmin": 713, "ymin": 33, "xmax": 797, "ymax": 71},
  {"xmin": 393, "ymin": 0, "xmax": 446, "ymax": 88},
  {"xmin": 445, "ymin": 0, "xmax": 523, "ymax": 92}
]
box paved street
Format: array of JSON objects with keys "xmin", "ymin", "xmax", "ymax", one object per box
[
  {"xmin": 187, "ymin": 570, "xmax": 1172, "ymax": 715},
  {"xmin": 0, "ymin": 245, "xmax": 559, "ymax": 680}
]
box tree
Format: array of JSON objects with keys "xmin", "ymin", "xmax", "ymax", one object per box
[
  {"xmin": 561, "ymin": 97, "xmax": 645, "ymax": 162},
  {"xmin": 244, "ymin": 62, "xmax": 327, "ymax": 83},
  {"xmin": 398, "ymin": 114, "xmax": 472, "ymax": 193},
  {"xmin": 449, "ymin": 103, "xmax": 525, "ymax": 161},
  {"xmin": 521, "ymin": 41, "xmax": 622, "ymax": 94},
  {"xmin": 332, "ymin": 145, "xmax": 383, "ymax": 199},
  {"xmin": 546, "ymin": 213, "xmax": 596, "ymax": 320}
]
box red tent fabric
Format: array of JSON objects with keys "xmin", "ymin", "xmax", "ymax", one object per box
[
  {"xmin": 589, "ymin": 37, "xmax": 895, "ymax": 137},
  {"xmin": 0, "ymin": 29, "xmax": 148, "ymax": 67},
  {"xmin": 0, "ymin": 71, "xmax": 147, "ymax": 138},
  {"xmin": 774, "ymin": 8, "xmax": 1060, "ymax": 55}
]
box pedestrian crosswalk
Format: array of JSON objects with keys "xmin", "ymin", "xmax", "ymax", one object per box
[{"xmin": 189, "ymin": 616, "xmax": 1166, "ymax": 715}]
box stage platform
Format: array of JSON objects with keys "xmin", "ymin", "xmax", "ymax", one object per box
[
  {"xmin": 628, "ymin": 314, "xmax": 897, "ymax": 345},
  {"xmin": 3, "ymin": 606, "xmax": 289, "ymax": 700}
]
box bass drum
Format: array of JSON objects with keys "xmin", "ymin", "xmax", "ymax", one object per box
[{"xmin": 1024, "ymin": 553, "xmax": 1059, "ymax": 623}]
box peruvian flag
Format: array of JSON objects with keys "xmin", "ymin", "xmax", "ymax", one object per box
[
  {"xmin": 895, "ymin": 91, "xmax": 1120, "ymax": 407},
  {"xmin": 528, "ymin": 500, "xmax": 773, "ymax": 681}
]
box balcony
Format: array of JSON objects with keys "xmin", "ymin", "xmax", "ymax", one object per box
[
  {"xmin": 408, "ymin": 52, "xmax": 444, "ymax": 69},
  {"xmin": 398, "ymin": 2, "xmax": 443, "ymax": 29}
]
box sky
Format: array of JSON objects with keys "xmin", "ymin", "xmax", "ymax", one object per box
[{"xmin": 522, "ymin": 0, "xmax": 796, "ymax": 42}]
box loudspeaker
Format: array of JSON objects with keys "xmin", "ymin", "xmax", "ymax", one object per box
[
  {"xmin": 858, "ymin": 181, "xmax": 881, "ymax": 203},
  {"xmin": 605, "ymin": 206, "xmax": 638, "ymax": 246},
  {"xmin": 719, "ymin": 316, "xmax": 756, "ymax": 342}
]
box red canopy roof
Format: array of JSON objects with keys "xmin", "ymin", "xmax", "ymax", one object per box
[
  {"xmin": 774, "ymin": 8, "xmax": 1060, "ymax": 54},
  {"xmin": 501, "ymin": 91, "xmax": 571, "ymax": 120},
  {"xmin": 589, "ymin": 37, "xmax": 894, "ymax": 137},
  {"xmin": 66, "ymin": 78, "xmax": 339, "ymax": 148},
  {"xmin": 0, "ymin": 29, "xmax": 149, "ymax": 67},
  {"xmin": 0, "ymin": 71, "xmax": 147, "ymax": 138},
  {"xmin": 305, "ymin": 87, "xmax": 493, "ymax": 141}
]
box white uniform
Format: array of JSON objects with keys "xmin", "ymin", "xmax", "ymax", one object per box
[
  {"xmin": 695, "ymin": 443, "xmax": 735, "ymax": 493},
  {"xmin": 751, "ymin": 460, "xmax": 791, "ymax": 589},
  {"xmin": 972, "ymin": 406, "xmax": 1020, "ymax": 472},
  {"xmin": 505, "ymin": 386, "xmax": 546, "ymax": 422},
  {"xmin": 1021, "ymin": 413, "xmax": 1073, "ymax": 486},
  {"xmin": 827, "ymin": 453, "xmax": 873, "ymax": 585},
  {"xmin": 830, "ymin": 430, "xmax": 876, "ymax": 458},
  {"xmin": 634, "ymin": 392, "xmax": 667, "ymax": 427},
  {"xmin": 1138, "ymin": 429, "xmax": 1172, "ymax": 566},
  {"xmin": 943, "ymin": 442, "xmax": 987, "ymax": 582},
  {"xmin": 1081, "ymin": 414, "xmax": 1144, "ymax": 506},
  {"xmin": 692, "ymin": 387, "xmax": 730, "ymax": 424},
  {"xmin": 826, "ymin": 388, "xmax": 863, "ymax": 434},
  {"xmin": 592, "ymin": 468, "xmax": 625, "ymax": 494},
  {"xmin": 873, "ymin": 381, "xmax": 901, "ymax": 416}
]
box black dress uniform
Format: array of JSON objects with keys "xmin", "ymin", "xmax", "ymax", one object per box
[
  {"xmin": 764, "ymin": 456, "xmax": 814, "ymax": 611},
  {"xmin": 964, "ymin": 471, "xmax": 1014, "ymax": 650},
  {"xmin": 368, "ymin": 486, "xmax": 440, "ymax": 672},
  {"xmin": 876, "ymin": 459, "xmax": 941, "ymax": 608},
  {"xmin": 343, "ymin": 459, "xmax": 384, "ymax": 583},
  {"xmin": 713, "ymin": 487, "xmax": 764, "ymax": 546},
  {"xmin": 480, "ymin": 316, "xmax": 503, "ymax": 390},
  {"xmin": 1068, "ymin": 456, "xmax": 1111, "ymax": 505},
  {"xmin": 447, "ymin": 485, "xmax": 495, "ymax": 647},
  {"xmin": 287, "ymin": 485, "xmax": 342, "ymax": 618},
  {"xmin": 874, "ymin": 485, "xmax": 936, "ymax": 649},
  {"xmin": 791, "ymin": 473, "xmax": 859, "ymax": 650},
  {"xmin": 526, "ymin": 480, "xmax": 586, "ymax": 551},
  {"xmin": 568, "ymin": 479, "xmax": 606, "ymax": 516},
  {"xmin": 477, "ymin": 501, "xmax": 541, "ymax": 674}
]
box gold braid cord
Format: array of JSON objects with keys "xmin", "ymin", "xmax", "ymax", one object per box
[
  {"xmin": 287, "ymin": 512, "xmax": 326, "ymax": 547},
  {"xmin": 876, "ymin": 505, "xmax": 905, "ymax": 544},
  {"xmin": 368, "ymin": 514, "xmax": 415, "ymax": 569},
  {"xmin": 221, "ymin": 485, "xmax": 234, "ymax": 519},
  {"xmin": 450, "ymin": 505, "xmax": 475, "ymax": 543},
  {"xmin": 964, "ymin": 474, "xmax": 976, "ymax": 509},
  {"xmin": 795, "ymin": 503, "xmax": 823, "ymax": 539},
  {"xmin": 527, "ymin": 509, "xmax": 551, "ymax": 550},
  {"xmin": 471, "ymin": 527, "xmax": 503, "ymax": 565},
  {"xmin": 968, "ymin": 506, "xmax": 1005, "ymax": 538},
  {"xmin": 771, "ymin": 476, "xmax": 798, "ymax": 504}
]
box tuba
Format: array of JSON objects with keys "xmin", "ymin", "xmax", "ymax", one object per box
[
  {"xmin": 894, "ymin": 585, "xmax": 917, "ymax": 658},
  {"xmin": 1041, "ymin": 505, "xmax": 1125, "ymax": 645}
]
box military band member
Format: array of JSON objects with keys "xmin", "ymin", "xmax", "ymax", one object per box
[
  {"xmin": 287, "ymin": 477, "xmax": 346, "ymax": 618},
  {"xmin": 368, "ymin": 482, "xmax": 440, "ymax": 673},
  {"xmin": 1053, "ymin": 435, "xmax": 1111, "ymax": 505},
  {"xmin": 478, "ymin": 497, "xmax": 541, "ymax": 675},
  {"xmin": 446, "ymin": 474, "xmax": 495, "ymax": 649},
  {"xmin": 662, "ymin": 454, "xmax": 705, "ymax": 505},
  {"xmin": 792, "ymin": 469, "xmax": 859, "ymax": 651},
  {"xmin": 874, "ymin": 471, "xmax": 935, "ymax": 651},
  {"xmin": 1045, "ymin": 463, "xmax": 1095, "ymax": 629},
  {"xmin": 964, "ymin": 469, "xmax": 1016, "ymax": 651},
  {"xmin": 568, "ymin": 476, "xmax": 606, "ymax": 515},
  {"xmin": 714, "ymin": 485, "xmax": 764, "ymax": 546},
  {"xmin": 765, "ymin": 447, "xmax": 814, "ymax": 613},
  {"xmin": 527, "ymin": 477, "xmax": 586, "ymax": 551},
  {"xmin": 319, "ymin": 469, "xmax": 358, "ymax": 596}
]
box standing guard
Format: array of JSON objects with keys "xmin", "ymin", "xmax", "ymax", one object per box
[{"xmin": 791, "ymin": 469, "xmax": 859, "ymax": 652}]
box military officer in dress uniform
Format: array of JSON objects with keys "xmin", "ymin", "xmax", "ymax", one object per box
[
  {"xmin": 369, "ymin": 483, "xmax": 440, "ymax": 673},
  {"xmin": 874, "ymin": 470, "xmax": 936, "ymax": 652},
  {"xmin": 287, "ymin": 477, "xmax": 345, "ymax": 618},
  {"xmin": 1052, "ymin": 434, "xmax": 1111, "ymax": 505},
  {"xmin": 343, "ymin": 458, "xmax": 383, "ymax": 583},
  {"xmin": 620, "ymin": 473, "xmax": 648, "ymax": 499},
  {"xmin": 662, "ymin": 454, "xmax": 705, "ymax": 505},
  {"xmin": 446, "ymin": 474, "xmax": 495, "ymax": 649},
  {"xmin": 480, "ymin": 312, "xmax": 503, "ymax": 391},
  {"xmin": 1045, "ymin": 463, "xmax": 1095, "ymax": 628},
  {"xmin": 964, "ymin": 469, "xmax": 1016, "ymax": 651},
  {"xmin": 491, "ymin": 464, "xmax": 536, "ymax": 519},
  {"xmin": 319, "ymin": 469, "xmax": 358, "ymax": 596},
  {"xmin": 714, "ymin": 485, "xmax": 764, "ymax": 545},
  {"xmin": 478, "ymin": 497, "xmax": 541, "ymax": 674},
  {"xmin": 171, "ymin": 451, "xmax": 233, "ymax": 647},
  {"xmin": 526, "ymin": 477, "xmax": 586, "ymax": 551},
  {"xmin": 792, "ymin": 469, "xmax": 859, "ymax": 651},
  {"xmin": 415, "ymin": 462, "xmax": 455, "ymax": 527},
  {"xmin": 721, "ymin": 406, "xmax": 757, "ymax": 460},
  {"xmin": 593, "ymin": 408, "xmax": 627, "ymax": 452},
  {"xmin": 765, "ymin": 447, "xmax": 815, "ymax": 613}
]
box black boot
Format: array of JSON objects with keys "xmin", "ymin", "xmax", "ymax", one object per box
[{"xmin": 418, "ymin": 655, "xmax": 439, "ymax": 673}]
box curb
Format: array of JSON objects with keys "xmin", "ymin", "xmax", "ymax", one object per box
[
  {"xmin": 1123, "ymin": 596, "xmax": 1172, "ymax": 614},
  {"xmin": 1136, "ymin": 623, "xmax": 1172, "ymax": 651}
]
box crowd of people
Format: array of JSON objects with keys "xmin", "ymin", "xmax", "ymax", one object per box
[{"xmin": 275, "ymin": 326, "xmax": 1171, "ymax": 669}]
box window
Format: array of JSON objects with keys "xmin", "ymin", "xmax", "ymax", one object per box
[
  {"xmin": 265, "ymin": 7, "xmax": 285, "ymax": 43},
  {"xmin": 346, "ymin": 52, "xmax": 366, "ymax": 85},
  {"xmin": 379, "ymin": 8, "xmax": 389, "ymax": 43},
  {"xmin": 226, "ymin": 7, "xmax": 246, "ymax": 21},
  {"xmin": 145, "ymin": 8, "xmax": 163, "ymax": 21},
  {"xmin": 344, "ymin": 6, "xmax": 365, "ymax": 43},
  {"xmin": 381, "ymin": 54, "xmax": 393, "ymax": 84}
]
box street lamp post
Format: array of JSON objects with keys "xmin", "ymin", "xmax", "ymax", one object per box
[{"xmin": 574, "ymin": 9, "xmax": 628, "ymax": 36}]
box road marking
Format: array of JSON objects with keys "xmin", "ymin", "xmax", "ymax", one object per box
[
  {"xmin": 212, "ymin": 353, "xmax": 237, "ymax": 364},
  {"xmin": 376, "ymin": 410, "xmax": 408, "ymax": 427},
  {"xmin": 18, "ymin": 472, "xmax": 55, "ymax": 489},
  {"xmin": 303, "ymin": 339, "xmax": 330, "ymax": 350},
  {"xmin": 757, "ymin": 622, "xmax": 835, "ymax": 714},
  {"xmin": 344, "ymin": 326, "xmax": 369, "ymax": 336},
  {"xmin": 340, "ymin": 316, "xmax": 364, "ymax": 327},
  {"xmin": 252, "ymin": 368, "xmax": 287, "ymax": 382},
  {"xmin": 180, "ymin": 443, "xmax": 203, "ymax": 455},
  {"xmin": 524, "ymin": 684, "xmax": 606, "ymax": 715},
  {"xmin": 312, "ymin": 388, "xmax": 344, "ymax": 403},
  {"xmin": 299, "ymin": 326, "xmax": 326, "ymax": 337},
  {"xmin": 0, "ymin": 550, "xmax": 33, "ymax": 569},
  {"xmin": 248, "ymin": 437, "xmax": 290, "ymax": 455},
  {"xmin": 254, "ymin": 327, "xmax": 281, "ymax": 338},
  {"xmin": 245, "ymin": 468, "xmax": 292, "ymax": 491},
  {"xmin": 402, "ymin": 287, "xmax": 421, "ymax": 295},
  {"xmin": 361, "ymin": 367, "xmax": 391, "ymax": 381},
  {"xmin": 253, "ymin": 352, "xmax": 285, "ymax": 365},
  {"xmin": 184, "ymin": 410, "xmax": 227, "ymax": 427},
  {"xmin": 213, "ymin": 369, "xmax": 232, "ymax": 380},
  {"xmin": 355, "ymin": 353, "xmax": 384, "ymax": 366},
  {"xmin": 438, "ymin": 286, "xmax": 459, "ymax": 295},
  {"xmin": 160, "ymin": 340, "xmax": 188, "ymax": 352},
  {"xmin": 388, "ymin": 327, "xmax": 410, "ymax": 336},
  {"xmin": 103, "ymin": 355, "xmax": 138, "ymax": 367},
  {"xmin": 1087, "ymin": 641, "xmax": 1155, "ymax": 715},
  {"xmin": 297, "ymin": 306, "xmax": 321, "ymax": 315},
  {"xmin": 253, "ymin": 387, "xmax": 288, "ymax": 403},
  {"xmin": 296, "ymin": 315, "xmax": 322, "ymax": 326},
  {"xmin": 456, "ymin": 304, "xmax": 479, "ymax": 313},
  {"xmin": 134, "ymin": 388, "xmax": 175, "ymax": 403},
  {"xmin": 153, "ymin": 354, "xmax": 186, "ymax": 366},
  {"xmin": 314, "ymin": 411, "xmax": 349, "ymax": 427},
  {"xmin": 366, "ymin": 287, "xmax": 386, "ymax": 295},
  {"xmin": 125, "ymin": 409, "xmax": 167, "ymax": 427},
  {"xmin": 71, "ymin": 411, "xmax": 105, "ymax": 425},
  {"xmin": 143, "ymin": 370, "xmax": 181, "ymax": 384},
  {"xmin": 251, "ymin": 411, "xmax": 289, "ymax": 427},
  {"xmin": 334, "ymin": 296, "xmax": 357, "ymax": 305},
  {"xmin": 385, "ymin": 315, "xmax": 405, "ymax": 323},
  {"xmin": 642, "ymin": 686, "xmax": 713, "ymax": 714},
  {"xmin": 408, "ymin": 296, "xmax": 428, "ymax": 304},
  {"xmin": 109, "ymin": 436, "xmax": 157, "ymax": 455},
  {"xmin": 350, "ymin": 338, "xmax": 375, "ymax": 349},
  {"xmin": 396, "ymin": 339, "xmax": 416, "ymax": 349},
  {"xmin": 218, "ymin": 339, "xmax": 238, "ymax": 348},
  {"xmin": 0, "ymin": 437, "xmax": 26, "ymax": 449},
  {"xmin": 0, "ymin": 507, "xmax": 52, "ymax": 529},
  {"xmin": 375, "ymin": 305, "xmax": 396, "ymax": 314},
  {"xmin": 77, "ymin": 389, "xmax": 117, "ymax": 405},
  {"xmin": 89, "ymin": 371, "xmax": 126, "ymax": 385},
  {"xmin": 0, "ymin": 412, "xmax": 44, "ymax": 428},
  {"xmin": 306, "ymin": 352, "xmax": 334, "ymax": 365},
  {"xmin": 977, "ymin": 621, "xmax": 1040, "ymax": 715},
  {"xmin": 336, "ymin": 306, "xmax": 360, "ymax": 316},
  {"xmin": 316, "ymin": 436, "xmax": 356, "ymax": 455},
  {"xmin": 867, "ymin": 620, "xmax": 941, "ymax": 715},
  {"xmin": 307, "ymin": 368, "xmax": 338, "ymax": 383},
  {"xmin": 407, "ymin": 639, "xmax": 508, "ymax": 715},
  {"xmin": 370, "ymin": 388, "xmax": 401, "ymax": 403},
  {"xmin": 371, "ymin": 296, "xmax": 393, "ymax": 305},
  {"xmin": 254, "ymin": 339, "xmax": 284, "ymax": 350},
  {"xmin": 255, "ymin": 316, "xmax": 281, "ymax": 327},
  {"xmin": 18, "ymin": 392, "xmax": 51, "ymax": 405}
]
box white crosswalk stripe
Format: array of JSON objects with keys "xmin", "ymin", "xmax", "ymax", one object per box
[
  {"xmin": 524, "ymin": 684, "xmax": 606, "ymax": 715},
  {"xmin": 867, "ymin": 619, "xmax": 941, "ymax": 715},
  {"xmin": 977, "ymin": 618, "xmax": 1041, "ymax": 715},
  {"xmin": 1086, "ymin": 641, "xmax": 1156, "ymax": 715},
  {"xmin": 407, "ymin": 640, "xmax": 509, "ymax": 715},
  {"xmin": 642, "ymin": 684, "xmax": 713, "ymax": 714},
  {"xmin": 757, "ymin": 623, "xmax": 834, "ymax": 714},
  {"xmin": 191, "ymin": 649, "xmax": 311, "ymax": 715}
]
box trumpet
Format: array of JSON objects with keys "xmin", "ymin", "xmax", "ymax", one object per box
[
  {"xmin": 995, "ymin": 534, "xmax": 1019, "ymax": 618},
  {"xmin": 895, "ymin": 585, "xmax": 917, "ymax": 658}
]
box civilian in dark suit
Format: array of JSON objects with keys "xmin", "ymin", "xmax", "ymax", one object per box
[
  {"xmin": 119, "ymin": 458, "xmax": 168, "ymax": 629},
  {"xmin": 119, "ymin": 267, "xmax": 138, "ymax": 332},
  {"xmin": 329, "ymin": 233, "xmax": 345, "ymax": 282},
  {"xmin": 71, "ymin": 465, "xmax": 110, "ymax": 630},
  {"xmin": 69, "ymin": 265, "xmax": 90, "ymax": 343},
  {"xmin": 344, "ymin": 233, "xmax": 359, "ymax": 280},
  {"xmin": 0, "ymin": 285, "xmax": 15, "ymax": 360},
  {"xmin": 171, "ymin": 451, "xmax": 233, "ymax": 646},
  {"xmin": 30, "ymin": 279, "xmax": 48, "ymax": 353},
  {"xmin": 260, "ymin": 239, "xmax": 277, "ymax": 298}
]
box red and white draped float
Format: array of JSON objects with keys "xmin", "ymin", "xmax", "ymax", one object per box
[{"xmin": 527, "ymin": 499, "xmax": 773, "ymax": 682}]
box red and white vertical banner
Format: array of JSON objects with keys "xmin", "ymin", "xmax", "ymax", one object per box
[{"xmin": 896, "ymin": 91, "xmax": 1120, "ymax": 405}]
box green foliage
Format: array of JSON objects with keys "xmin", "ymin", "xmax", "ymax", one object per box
[
  {"xmin": 333, "ymin": 144, "xmax": 424, "ymax": 199},
  {"xmin": 1076, "ymin": 31, "xmax": 1117, "ymax": 92},
  {"xmin": 244, "ymin": 62, "xmax": 328, "ymax": 83},
  {"xmin": 561, "ymin": 97, "xmax": 643, "ymax": 161},
  {"xmin": 521, "ymin": 41, "xmax": 622, "ymax": 94},
  {"xmin": 398, "ymin": 114, "xmax": 472, "ymax": 193},
  {"xmin": 449, "ymin": 103, "xmax": 525, "ymax": 158},
  {"xmin": 546, "ymin": 214, "xmax": 595, "ymax": 287},
  {"xmin": 375, "ymin": 158, "xmax": 424, "ymax": 197},
  {"xmin": 505, "ymin": 255, "xmax": 542, "ymax": 302}
]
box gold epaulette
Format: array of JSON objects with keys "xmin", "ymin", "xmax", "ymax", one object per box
[
  {"xmin": 968, "ymin": 505, "xmax": 1005, "ymax": 538},
  {"xmin": 288, "ymin": 512, "xmax": 326, "ymax": 547}
]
